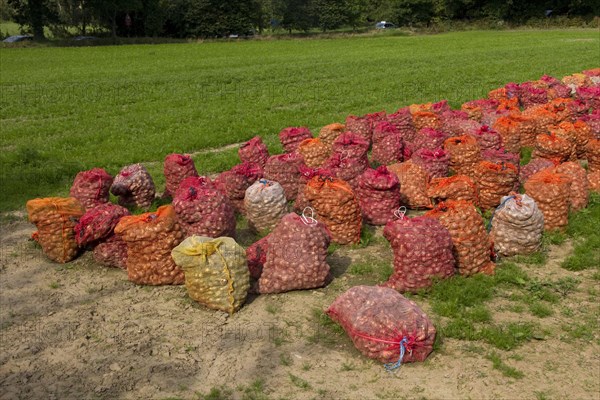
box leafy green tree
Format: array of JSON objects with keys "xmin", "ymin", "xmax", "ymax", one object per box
[
  {"xmin": 393, "ymin": 0, "xmax": 436, "ymax": 26},
  {"xmin": 280, "ymin": 0, "xmax": 314, "ymax": 33},
  {"xmin": 312, "ymin": 0, "xmax": 347, "ymax": 31},
  {"xmin": 8, "ymin": 0, "xmax": 59, "ymax": 39},
  {"xmin": 88, "ymin": 0, "xmax": 141, "ymax": 38}
]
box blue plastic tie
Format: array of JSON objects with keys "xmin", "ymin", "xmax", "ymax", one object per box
[{"xmin": 384, "ymin": 337, "xmax": 409, "ymax": 372}]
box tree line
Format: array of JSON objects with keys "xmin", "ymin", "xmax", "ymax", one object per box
[{"xmin": 4, "ymin": 0, "xmax": 599, "ymax": 40}]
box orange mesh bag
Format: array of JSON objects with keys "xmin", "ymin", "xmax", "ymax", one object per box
[
  {"xmin": 488, "ymin": 87, "xmax": 508, "ymax": 101},
  {"xmin": 326, "ymin": 286, "xmax": 436, "ymax": 367},
  {"xmin": 443, "ymin": 135, "xmax": 481, "ymax": 178},
  {"xmin": 492, "ymin": 116, "xmax": 523, "ymax": 152},
  {"xmin": 496, "ymin": 97, "xmax": 520, "ymax": 113},
  {"xmin": 572, "ymin": 120, "xmax": 591, "ymax": 159},
  {"xmin": 319, "ymin": 123, "xmax": 345, "ymax": 150},
  {"xmin": 586, "ymin": 139, "xmax": 600, "ymax": 173},
  {"xmin": 522, "ymin": 105, "xmax": 558, "ymax": 139},
  {"xmin": 533, "ymin": 133, "xmax": 573, "ymax": 163},
  {"xmin": 26, "ymin": 197, "xmax": 85, "ymax": 263},
  {"xmin": 519, "ymin": 158, "xmax": 556, "ymax": 185},
  {"xmin": 460, "ymin": 102, "xmax": 483, "ymax": 121},
  {"xmin": 473, "ymin": 161, "xmax": 519, "ymax": 211},
  {"xmin": 562, "ymin": 73, "xmax": 592, "ymax": 88},
  {"xmin": 555, "ymin": 162, "xmax": 589, "ymax": 211},
  {"xmin": 388, "ymin": 161, "xmax": 432, "ymax": 209},
  {"xmin": 427, "ymin": 175, "xmax": 479, "ymax": 206},
  {"xmin": 524, "ymin": 171, "xmax": 570, "ymax": 231},
  {"xmin": 549, "ymin": 124, "xmax": 578, "ymax": 161},
  {"xmin": 69, "ymin": 168, "xmax": 113, "ymax": 211},
  {"xmin": 425, "ymin": 200, "xmax": 495, "ymax": 276},
  {"xmin": 411, "ymin": 111, "xmax": 440, "ymax": 130},
  {"xmin": 298, "ymin": 138, "xmax": 331, "ymax": 168},
  {"xmin": 114, "ymin": 205, "xmax": 185, "ymax": 285},
  {"xmin": 544, "ymin": 98, "xmax": 574, "ymax": 123},
  {"xmin": 588, "ymin": 171, "xmax": 600, "ymax": 193},
  {"xmin": 304, "ymin": 176, "xmax": 362, "ymax": 245}
]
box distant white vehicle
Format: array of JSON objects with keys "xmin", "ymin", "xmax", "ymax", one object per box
[
  {"xmin": 375, "ymin": 21, "xmax": 396, "ymax": 29},
  {"xmin": 2, "ymin": 35, "xmax": 33, "ymax": 43}
]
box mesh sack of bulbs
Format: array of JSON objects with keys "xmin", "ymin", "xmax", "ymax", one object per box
[
  {"xmin": 370, "ymin": 121, "xmax": 404, "ymax": 165},
  {"xmin": 382, "ymin": 214, "xmax": 455, "ymax": 293},
  {"xmin": 427, "ymin": 175, "xmax": 479, "ymax": 206},
  {"xmin": 171, "ymin": 236, "xmax": 249, "ymax": 314},
  {"xmin": 355, "ymin": 166, "xmax": 401, "ymax": 225},
  {"xmin": 319, "ymin": 123, "xmax": 345, "ymax": 151},
  {"xmin": 93, "ymin": 235, "xmax": 128, "ymax": 269},
  {"xmin": 387, "ymin": 161, "xmax": 432, "ymax": 209},
  {"xmin": 533, "ymin": 133, "xmax": 573, "ymax": 163},
  {"xmin": 173, "ymin": 176, "xmax": 236, "ymax": 238},
  {"xmin": 298, "ymin": 138, "xmax": 331, "ymax": 168},
  {"xmin": 74, "ymin": 203, "xmax": 130, "ymax": 247},
  {"xmin": 588, "ymin": 171, "xmax": 600, "ymax": 193},
  {"xmin": 473, "ymin": 161, "xmax": 519, "ymax": 211},
  {"xmin": 440, "ymin": 111, "xmax": 481, "ymax": 136},
  {"xmin": 279, "ymin": 126, "xmax": 312, "ymax": 153},
  {"xmin": 332, "ymin": 131, "xmax": 370, "ymax": 160},
  {"xmin": 524, "ymin": 170, "xmax": 571, "ymax": 231},
  {"xmin": 246, "ymin": 235, "xmax": 270, "ymax": 280},
  {"xmin": 256, "ymin": 212, "xmax": 331, "ymax": 294},
  {"xmin": 213, "ymin": 162, "xmax": 262, "ymax": 213},
  {"xmin": 587, "ymin": 139, "xmax": 600, "ymax": 173},
  {"xmin": 387, "ymin": 107, "xmax": 417, "ymax": 142},
  {"xmin": 304, "ymin": 176, "xmax": 362, "ymax": 245},
  {"xmin": 409, "ymin": 128, "xmax": 450, "ymax": 156},
  {"xmin": 550, "ymin": 125, "xmax": 578, "ymax": 161},
  {"xmin": 293, "ymin": 166, "xmax": 333, "ymax": 213},
  {"xmin": 444, "ymin": 135, "xmax": 481, "ymax": 178},
  {"xmin": 238, "ymin": 136, "xmax": 269, "ymax": 167},
  {"xmin": 326, "ymin": 286, "xmax": 436, "ymax": 366},
  {"xmin": 411, "ymin": 111, "xmax": 440, "ymax": 130},
  {"xmin": 110, "ymin": 163, "xmax": 156, "ymax": 209},
  {"xmin": 425, "ymin": 200, "xmax": 495, "ymax": 276},
  {"xmin": 322, "ymin": 152, "xmax": 368, "ymax": 188},
  {"xmin": 468, "ymin": 125, "xmax": 502, "ymax": 151},
  {"xmin": 114, "ymin": 205, "xmax": 185, "ymax": 285},
  {"xmin": 163, "ymin": 153, "xmax": 198, "ymax": 198},
  {"xmin": 244, "ymin": 179, "xmax": 288, "ymax": 233},
  {"xmin": 411, "ymin": 148, "xmax": 449, "ymax": 179},
  {"xmin": 492, "ymin": 116, "xmax": 524, "ymax": 153},
  {"xmin": 26, "ymin": 197, "xmax": 85, "ymax": 263},
  {"xmin": 70, "ymin": 168, "xmax": 113, "ymax": 210},
  {"xmin": 519, "ymin": 158, "xmax": 556, "ymax": 185},
  {"xmin": 263, "ymin": 153, "xmax": 305, "ymax": 200},
  {"xmin": 345, "ymin": 115, "xmax": 372, "ymax": 143},
  {"xmin": 554, "ymin": 162, "xmax": 589, "ymax": 212},
  {"xmin": 489, "ymin": 194, "xmax": 544, "ymax": 257}
]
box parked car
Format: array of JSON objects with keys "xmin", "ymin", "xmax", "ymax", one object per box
[
  {"xmin": 2, "ymin": 35, "xmax": 34, "ymax": 43},
  {"xmin": 73, "ymin": 36, "xmax": 97, "ymax": 41},
  {"xmin": 375, "ymin": 21, "xmax": 396, "ymax": 29}
]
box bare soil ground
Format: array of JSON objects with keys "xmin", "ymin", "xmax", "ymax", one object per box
[{"xmin": 1, "ymin": 214, "xmax": 599, "ymax": 400}]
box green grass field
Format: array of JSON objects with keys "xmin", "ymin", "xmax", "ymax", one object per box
[{"xmin": 0, "ymin": 29, "xmax": 598, "ymax": 210}]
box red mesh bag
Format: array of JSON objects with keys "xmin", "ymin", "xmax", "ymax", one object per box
[
  {"xmin": 355, "ymin": 166, "xmax": 401, "ymax": 225},
  {"xmin": 298, "ymin": 138, "xmax": 331, "ymax": 168},
  {"xmin": 263, "ymin": 153, "xmax": 305, "ymax": 200},
  {"xmin": 576, "ymin": 86, "xmax": 600, "ymax": 110},
  {"xmin": 26, "ymin": 197, "xmax": 85, "ymax": 263},
  {"xmin": 387, "ymin": 107, "xmax": 417, "ymax": 143},
  {"xmin": 442, "ymin": 114, "xmax": 481, "ymax": 137},
  {"xmin": 580, "ymin": 111, "xmax": 600, "ymax": 139},
  {"xmin": 279, "ymin": 127, "xmax": 313, "ymax": 153},
  {"xmin": 332, "ymin": 131, "xmax": 370, "ymax": 160},
  {"xmin": 319, "ymin": 123, "xmax": 345, "ymax": 150},
  {"xmin": 257, "ymin": 213, "xmax": 331, "ymax": 294},
  {"xmin": 425, "ymin": 200, "xmax": 495, "ymax": 276},
  {"xmin": 382, "ymin": 215, "xmax": 455, "ymax": 292},
  {"xmin": 246, "ymin": 235, "xmax": 270, "ymax": 280},
  {"xmin": 371, "ymin": 121, "xmax": 403, "ymax": 166},
  {"xmin": 411, "ymin": 148, "xmax": 449, "ymax": 179},
  {"xmin": 492, "ymin": 116, "xmax": 524, "ymax": 153},
  {"xmin": 519, "ymin": 83, "xmax": 548, "ymax": 109},
  {"xmin": 238, "ymin": 136, "xmax": 269, "ymax": 167},
  {"xmin": 345, "ymin": 115, "xmax": 371, "ymax": 143},
  {"xmin": 585, "ymin": 139, "xmax": 600, "ymax": 173},
  {"xmin": 93, "ymin": 235, "xmax": 127, "ymax": 269},
  {"xmin": 533, "ymin": 133, "xmax": 573, "ymax": 163},
  {"xmin": 469, "ymin": 125, "xmax": 502, "ymax": 151},
  {"xmin": 326, "ymin": 286, "xmax": 436, "ymax": 366},
  {"xmin": 214, "ymin": 162, "xmax": 262, "ymax": 213},
  {"xmin": 408, "ymin": 128, "xmax": 450, "ymax": 156},
  {"xmin": 473, "ymin": 161, "xmax": 519, "ymax": 211},
  {"xmin": 583, "ymin": 68, "xmax": 600, "ymax": 77},
  {"xmin": 110, "ymin": 164, "xmax": 156, "ymax": 209},
  {"xmin": 566, "ymin": 100, "xmax": 591, "ymax": 122},
  {"xmin": 163, "ymin": 154, "xmax": 199, "ymax": 198},
  {"xmin": 293, "ymin": 166, "xmax": 333, "ymax": 213},
  {"xmin": 388, "ymin": 161, "xmax": 432, "ymax": 210},
  {"xmin": 323, "ymin": 152, "xmax": 368, "ymax": 189},
  {"xmin": 427, "ymin": 175, "xmax": 479, "ymax": 206},
  {"xmin": 524, "ymin": 170, "xmax": 571, "ymax": 231},
  {"xmin": 519, "ymin": 158, "xmax": 556, "ymax": 185},
  {"xmin": 74, "ymin": 203, "xmax": 130, "ymax": 247},
  {"xmin": 114, "ymin": 205, "xmax": 185, "ymax": 285},
  {"xmin": 555, "ymin": 162, "xmax": 589, "ymax": 212},
  {"xmin": 304, "ymin": 177, "xmax": 362, "ymax": 244},
  {"xmin": 173, "ymin": 176, "xmax": 236, "ymax": 237},
  {"xmin": 70, "ymin": 168, "xmax": 113, "ymax": 211},
  {"xmin": 588, "ymin": 171, "xmax": 600, "ymax": 193},
  {"xmin": 481, "ymin": 109, "xmax": 510, "ymax": 127},
  {"xmin": 444, "ymin": 135, "xmax": 481, "ymax": 178}
]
